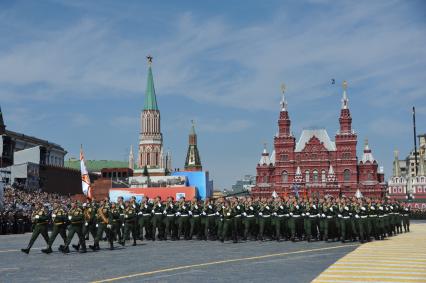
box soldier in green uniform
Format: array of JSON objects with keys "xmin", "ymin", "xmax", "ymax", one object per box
[
  {"xmin": 189, "ymin": 197, "xmax": 202, "ymax": 240},
  {"xmin": 90, "ymin": 199, "xmax": 113, "ymax": 250},
  {"xmin": 61, "ymin": 201, "xmax": 86, "ymax": 253},
  {"xmin": 138, "ymin": 197, "xmax": 152, "ymax": 240},
  {"xmin": 110, "ymin": 202, "xmax": 123, "ymax": 244},
  {"xmin": 21, "ymin": 203, "xmax": 50, "ymax": 254},
  {"xmin": 258, "ymin": 198, "xmax": 272, "ymax": 241},
  {"xmin": 215, "ymin": 198, "xmax": 225, "ymax": 241},
  {"xmin": 338, "ymin": 198, "xmax": 351, "ymax": 243},
  {"xmin": 121, "ymin": 200, "xmax": 138, "ymax": 246},
  {"xmin": 163, "ymin": 197, "xmax": 176, "ymax": 240},
  {"xmin": 242, "ymin": 197, "xmax": 257, "ymax": 241},
  {"xmin": 83, "ymin": 200, "xmax": 97, "ymax": 241},
  {"xmin": 201, "ymin": 198, "xmax": 216, "ymax": 240},
  {"xmin": 42, "ymin": 202, "xmax": 68, "ymax": 254},
  {"xmin": 117, "ymin": 196, "xmax": 125, "ymax": 240},
  {"xmin": 220, "ymin": 200, "xmax": 233, "ymax": 242},
  {"xmin": 176, "ymin": 197, "xmax": 190, "ymax": 240},
  {"xmin": 151, "ymin": 196, "xmax": 164, "ymax": 241},
  {"xmin": 232, "ymin": 197, "xmax": 244, "ymax": 243},
  {"xmin": 303, "ymin": 200, "xmax": 317, "ymax": 242},
  {"xmin": 272, "ymin": 198, "xmax": 286, "ymax": 241}
]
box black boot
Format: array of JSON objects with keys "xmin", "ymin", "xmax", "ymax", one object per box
[
  {"xmin": 62, "ymin": 245, "xmax": 70, "ymax": 254},
  {"xmin": 21, "ymin": 248, "xmax": 30, "ymax": 254},
  {"xmin": 72, "ymin": 244, "xmax": 80, "ymax": 251},
  {"xmin": 109, "ymin": 242, "xmax": 114, "ymax": 250},
  {"xmin": 41, "ymin": 247, "xmax": 52, "ymax": 254}
]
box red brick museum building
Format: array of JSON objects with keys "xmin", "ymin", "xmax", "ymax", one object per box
[{"xmin": 252, "ymin": 82, "xmax": 385, "ymax": 198}]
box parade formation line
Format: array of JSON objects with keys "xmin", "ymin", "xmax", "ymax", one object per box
[
  {"xmin": 312, "ymin": 223, "xmax": 426, "ymax": 283},
  {"xmin": 90, "ymin": 244, "xmax": 359, "ymax": 283}
]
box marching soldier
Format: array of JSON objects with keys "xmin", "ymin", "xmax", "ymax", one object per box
[
  {"xmin": 151, "ymin": 196, "xmax": 164, "ymax": 241},
  {"xmin": 138, "ymin": 197, "xmax": 152, "ymax": 240},
  {"xmin": 83, "ymin": 200, "xmax": 97, "ymax": 241},
  {"xmin": 121, "ymin": 201, "xmax": 138, "ymax": 246},
  {"xmin": 220, "ymin": 200, "xmax": 233, "ymax": 242},
  {"xmin": 61, "ymin": 201, "xmax": 86, "ymax": 253},
  {"xmin": 176, "ymin": 197, "xmax": 190, "ymax": 240},
  {"xmin": 90, "ymin": 199, "xmax": 113, "ymax": 251},
  {"xmin": 243, "ymin": 197, "xmax": 257, "ymax": 241},
  {"xmin": 42, "ymin": 202, "xmax": 68, "ymax": 254},
  {"xmin": 110, "ymin": 202, "xmax": 123, "ymax": 244},
  {"xmin": 189, "ymin": 197, "xmax": 201, "ymax": 240},
  {"xmin": 163, "ymin": 197, "xmax": 176, "ymax": 240},
  {"xmin": 232, "ymin": 197, "xmax": 244, "ymax": 243},
  {"xmin": 201, "ymin": 198, "xmax": 216, "ymax": 240},
  {"xmin": 21, "ymin": 203, "xmax": 50, "ymax": 254},
  {"xmin": 402, "ymin": 204, "xmax": 410, "ymax": 232},
  {"xmin": 258, "ymin": 198, "xmax": 272, "ymax": 241}
]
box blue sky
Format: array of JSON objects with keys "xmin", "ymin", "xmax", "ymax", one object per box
[{"xmin": 0, "ymin": 0, "xmax": 425, "ymax": 189}]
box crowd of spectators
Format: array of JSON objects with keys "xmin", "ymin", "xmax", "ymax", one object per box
[{"xmin": 0, "ymin": 184, "xmax": 71, "ymax": 235}]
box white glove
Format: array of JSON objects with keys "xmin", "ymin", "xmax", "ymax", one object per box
[
  {"xmin": 163, "ymin": 210, "xmax": 167, "ymax": 214},
  {"xmin": 215, "ymin": 212, "xmax": 220, "ymax": 216},
  {"xmin": 222, "ymin": 205, "xmax": 225, "ymax": 209},
  {"xmin": 132, "ymin": 204, "xmax": 136, "ymax": 208},
  {"xmin": 338, "ymin": 214, "xmax": 342, "ymax": 218},
  {"xmin": 330, "ymin": 207, "xmax": 333, "ymax": 212},
  {"xmin": 52, "ymin": 214, "xmax": 56, "ymax": 218},
  {"xmin": 302, "ymin": 213, "xmax": 306, "ymax": 217},
  {"xmin": 227, "ymin": 213, "xmax": 230, "ymax": 216},
  {"xmin": 68, "ymin": 216, "xmax": 72, "ymax": 220},
  {"xmin": 237, "ymin": 205, "xmax": 240, "ymax": 210},
  {"xmin": 176, "ymin": 212, "xmax": 181, "ymax": 216},
  {"xmin": 195, "ymin": 205, "xmax": 198, "ymax": 209},
  {"xmin": 296, "ymin": 205, "xmax": 299, "ymax": 209},
  {"xmin": 107, "ymin": 224, "xmax": 111, "ymax": 229},
  {"xmin": 361, "ymin": 207, "xmax": 366, "ymax": 211},
  {"xmin": 313, "ymin": 205, "xmax": 316, "ymax": 209},
  {"xmin": 158, "ymin": 203, "xmax": 162, "ymax": 207},
  {"xmin": 280, "ymin": 206, "xmax": 283, "ymax": 209},
  {"xmin": 183, "ymin": 206, "xmax": 186, "ymax": 210},
  {"xmin": 208, "ymin": 205, "xmax": 212, "ymax": 209},
  {"xmin": 266, "ymin": 206, "xmax": 270, "ymax": 210},
  {"xmin": 390, "ymin": 206, "xmax": 393, "ymax": 209},
  {"xmin": 321, "ymin": 214, "xmax": 325, "ymax": 218},
  {"xmin": 371, "ymin": 207, "xmax": 375, "ymax": 210},
  {"xmin": 122, "ymin": 223, "xmax": 125, "ymax": 227},
  {"xmin": 405, "ymin": 208, "xmax": 409, "ymax": 211},
  {"xmin": 306, "ymin": 212, "xmax": 310, "ymax": 216},
  {"xmin": 290, "ymin": 213, "xmax": 293, "ymax": 216},
  {"xmin": 259, "ymin": 212, "xmax": 263, "ymax": 216},
  {"xmin": 125, "ymin": 215, "xmax": 128, "ymax": 218},
  {"xmin": 273, "ymin": 212, "xmax": 277, "ymax": 216},
  {"xmin": 85, "ymin": 222, "xmax": 88, "ymax": 226},
  {"xmin": 138, "ymin": 212, "xmax": 143, "ymax": 215},
  {"xmin": 250, "ymin": 206, "xmax": 254, "ymax": 211},
  {"xmin": 243, "ymin": 212, "xmax": 247, "ymax": 217},
  {"xmin": 170, "ymin": 204, "xmax": 173, "ymax": 208},
  {"xmin": 189, "ymin": 211, "xmax": 193, "ymax": 215},
  {"xmin": 355, "ymin": 215, "xmax": 360, "ymax": 219},
  {"xmin": 120, "ymin": 205, "xmax": 124, "ymax": 209},
  {"xmin": 35, "ymin": 215, "xmax": 40, "ymax": 219},
  {"xmin": 96, "ymin": 224, "xmax": 99, "ymax": 227},
  {"xmin": 344, "ymin": 206, "xmax": 349, "ymax": 211},
  {"xmin": 202, "ymin": 212, "xmax": 206, "ymax": 216},
  {"xmin": 379, "ymin": 207, "xmax": 383, "ymax": 211}
]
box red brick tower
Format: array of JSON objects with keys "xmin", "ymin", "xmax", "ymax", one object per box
[{"xmin": 334, "ymin": 81, "xmax": 358, "ymax": 195}]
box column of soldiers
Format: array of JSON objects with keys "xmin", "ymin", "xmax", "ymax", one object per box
[{"xmin": 21, "ymin": 195, "xmax": 412, "ymax": 254}]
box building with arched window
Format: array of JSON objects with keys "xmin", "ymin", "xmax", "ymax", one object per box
[{"xmin": 253, "ymin": 82, "xmax": 386, "ymax": 198}]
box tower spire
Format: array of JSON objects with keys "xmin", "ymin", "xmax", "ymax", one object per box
[
  {"xmin": 280, "ymin": 83, "xmax": 287, "ymax": 111},
  {"xmin": 144, "ymin": 55, "xmax": 158, "ymax": 110},
  {"xmin": 184, "ymin": 120, "xmax": 202, "ymax": 171},
  {"xmin": 342, "ymin": 80, "xmax": 349, "ymax": 109}
]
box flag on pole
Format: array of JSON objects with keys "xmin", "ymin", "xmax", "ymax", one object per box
[
  {"xmin": 80, "ymin": 145, "xmax": 92, "ymax": 200},
  {"xmin": 272, "ymin": 190, "xmax": 278, "ymax": 198}
]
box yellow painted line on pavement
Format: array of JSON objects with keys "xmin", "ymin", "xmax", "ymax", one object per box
[
  {"xmin": 90, "ymin": 244, "xmax": 359, "ymax": 283},
  {"xmin": 312, "ymin": 223, "xmax": 426, "ymax": 283}
]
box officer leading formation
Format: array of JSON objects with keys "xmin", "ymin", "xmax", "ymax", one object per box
[{"xmin": 21, "ymin": 194, "xmax": 411, "ymax": 254}]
